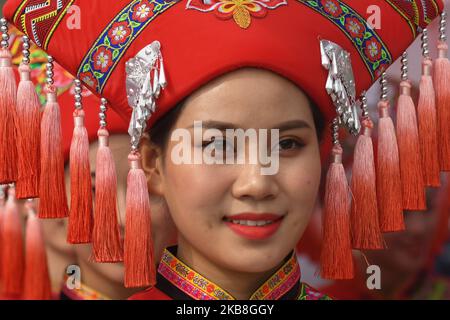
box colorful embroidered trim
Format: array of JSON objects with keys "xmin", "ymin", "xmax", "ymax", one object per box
[
  {"xmin": 12, "ymin": 0, "xmax": 74, "ymax": 50},
  {"xmin": 158, "ymin": 249, "xmax": 234, "ymax": 300},
  {"xmin": 385, "ymin": 0, "xmax": 440, "ymax": 37},
  {"xmin": 185, "ymin": 0, "xmax": 287, "ymax": 29},
  {"xmin": 76, "ymin": 0, "xmax": 178, "ymax": 94},
  {"xmin": 158, "ymin": 248, "xmax": 301, "ymax": 300},
  {"xmin": 249, "ymin": 254, "xmax": 300, "ymax": 300},
  {"xmin": 61, "ymin": 276, "xmax": 111, "ymax": 300},
  {"xmin": 297, "ymin": 0, "xmax": 392, "ymax": 80},
  {"xmin": 297, "ymin": 283, "xmax": 332, "ymax": 300}
]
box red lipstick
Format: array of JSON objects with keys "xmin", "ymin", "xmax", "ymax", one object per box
[{"xmin": 224, "ymin": 213, "xmax": 284, "ymax": 240}]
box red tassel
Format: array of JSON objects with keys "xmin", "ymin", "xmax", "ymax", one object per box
[
  {"xmin": 350, "ymin": 118, "xmax": 383, "ymax": 249},
  {"xmin": 23, "ymin": 201, "xmax": 52, "ymax": 300},
  {"xmin": 0, "ymin": 186, "xmax": 24, "ymax": 297},
  {"xmin": 15, "ymin": 64, "xmax": 41, "ymax": 199},
  {"xmin": 92, "ymin": 128, "xmax": 123, "ymax": 262},
  {"xmin": 320, "ymin": 144, "xmax": 354, "ymax": 280},
  {"xmin": 433, "ymin": 41, "xmax": 450, "ymax": 171},
  {"xmin": 67, "ymin": 109, "xmax": 93, "ymax": 244},
  {"xmin": 396, "ymin": 81, "xmax": 427, "ymax": 210},
  {"xmin": 0, "ymin": 186, "xmax": 6, "ymax": 283},
  {"xmin": 376, "ymin": 101, "xmax": 405, "ymax": 232},
  {"xmin": 38, "ymin": 87, "xmax": 69, "ymax": 219},
  {"xmin": 0, "ymin": 49, "xmax": 18, "ymax": 184},
  {"xmin": 418, "ymin": 58, "xmax": 440, "ymax": 187},
  {"xmin": 124, "ymin": 152, "xmax": 155, "ymax": 288}
]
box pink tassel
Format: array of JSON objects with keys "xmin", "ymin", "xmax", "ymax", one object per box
[
  {"xmin": 92, "ymin": 128, "xmax": 123, "ymax": 262},
  {"xmin": 350, "ymin": 118, "xmax": 383, "ymax": 249},
  {"xmin": 396, "ymin": 80, "xmax": 427, "ymax": 210},
  {"xmin": 39, "ymin": 86, "xmax": 69, "ymax": 218},
  {"xmin": 124, "ymin": 152, "xmax": 155, "ymax": 288},
  {"xmin": 16, "ymin": 64, "xmax": 41, "ymax": 199},
  {"xmin": 377, "ymin": 100, "xmax": 405, "ymax": 232},
  {"xmin": 23, "ymin": 200, "xmax": 52, "ymax": 300},
  {"xmin": 1, "ymin": 186, "xmax": 24, "ymax": 297},
  {"xmin": 434, "ymin": 41, "xmax": 450, "ymax": 171},
  {"xmin": 418, "ymin": 58, "xmax": 440, "ymax": 187},
  {"xmin": 67, "ymin": 109, "xmax": 93, "ymax": 244},
  {"xmin": 321, "ymin": 144, "xmax": 354, "ymax": 280},
  {"xmin": 0, "ymin": 48, "xmax": 18, "ymax": 184}
]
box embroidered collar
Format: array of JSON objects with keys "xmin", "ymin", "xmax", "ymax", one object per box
[
  {"xmin": 156, "ymin": 246, "xmax": 301, "ymax": 300},
  {"xmin": 60, "ymin": 276, "xmax": 111, "ymax": 300}
]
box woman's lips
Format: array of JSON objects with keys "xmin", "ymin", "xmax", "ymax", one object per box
[{"xmin": 223, "ymin": 213, "xmax": 284, "ymax": 240}]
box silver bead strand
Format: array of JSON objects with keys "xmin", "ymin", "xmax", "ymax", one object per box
[
  {"xmin": 331, "ymin": 117, "xmax": 340, "ymax": 146},
  {"xmin": 22, "ymin": 35, "xmax": 30, "ymax": 64},
  {"xmin": 380, "ymin": 72, "xmax": 388, "ymax": 101},
  {"xmin": 422, "ymin": 28, "xmax": 429, "ymax": 59},
  {"xmin": 401, "ymin": 51, "xmax": 408, "ymax": 81},
  {"xmin": 360, "ymin": 91, "xmax": 369, "ymax": 119},
  {"xmin": 439, "ymin": 12, "xmax": 447, "ymax": 42},
  {"xmin": 46, "ymin": 56, "xmax": 54, "ymax": 86},
  {"xmin": 0, "ymin": 18, "xmax": 9, "ymax": 49},
  {"xmin": 99, "ymin": 98, "xmax": 107, "ymax": 128},
  {"xmin": 74, "ymin": 79, "xmax": 83, "ymax": 110}
]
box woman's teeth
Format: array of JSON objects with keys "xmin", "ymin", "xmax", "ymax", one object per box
[{"xmin": 225, "ymin": 219, "xmax": 274, "ymax": 226}]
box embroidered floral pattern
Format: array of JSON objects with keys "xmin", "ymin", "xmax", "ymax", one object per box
[
  {"xmin": 79, "ymin": 71, "xmax": 99, "ymax": 89},
  {"xmin": 132, "ymin": 0, "xmax": 155, "ymax": 22},
  {"xmin": 108, "ymin": 21, "xmax": 132, "ymax": 45},
  {"xmin": 158, "ymin": 248, "xmax": 304, "ymax": 300},
  {"xmin": 297, "ymin": 0, "xmax": 392, "ymax": 80},
  {"xmin": 76, "ymin": 0, "xmax": 178, "ymax": 94},
  {"xmin": 321, "ymin": 0, "xmax": 342, "ymax": 17},
  {"xmin": 345, "ymin": 17, "xmax": 364, "ymax": 38},
  {"xmin": 364, "ymin": 38, "xmax": 382, "ymax": 62},
  {"xmin": 186, "ymin": 0, "xmax": 287, "ymax": 29},
  {"xmin": 92, "ymin": 47, "xmax": 113, "ymax": 73}
]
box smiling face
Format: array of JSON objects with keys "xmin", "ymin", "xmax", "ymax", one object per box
[{"xmin": 146, "ymin": 68, "xmax": 322, "ymax": 275}]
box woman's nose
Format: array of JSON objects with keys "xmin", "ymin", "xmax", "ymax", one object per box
[{"xmin": 231, "ymin": 163, "xmax": 279, "ymax": 201}]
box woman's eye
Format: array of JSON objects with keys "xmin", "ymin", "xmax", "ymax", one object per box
[
  {"xmin": 202, "ymin": 138, "xmax": 234, "ymax": 154},
  {"xmin": 274, "ymin": 138, "xmax": 304, "ymax": 152}
]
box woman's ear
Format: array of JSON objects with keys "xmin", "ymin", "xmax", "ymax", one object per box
[{"xmin": 140, "ymin": 134, "xmax": 165, "ymax": 196}]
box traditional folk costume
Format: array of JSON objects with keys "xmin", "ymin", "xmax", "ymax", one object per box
[{"xmin": 1, "ymin": 0, "xmax": 450, "ymax": 300}]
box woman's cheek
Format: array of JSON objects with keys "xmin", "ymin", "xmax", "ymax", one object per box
[
  {"xmin": 280, "ymin": 159, "xmax": 320, "ymax": 229},
  {"xmin": 164, "ymin": 163, "xmax": 228, "ymax": 224}
]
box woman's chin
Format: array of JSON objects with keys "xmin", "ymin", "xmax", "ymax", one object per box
[{"xmin": 216, "ymin": 244, "xmax": 291, "ymax": 274}]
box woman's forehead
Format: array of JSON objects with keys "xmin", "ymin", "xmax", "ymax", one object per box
[{"xmin": 176, "ymin": 68, "xmax": 314, "ymax": 128}]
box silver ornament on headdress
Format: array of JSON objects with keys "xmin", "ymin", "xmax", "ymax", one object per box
[
  {"xmin": 125, "ymin": 41, "xmax": 167, "ymax": 150},
  {"xmin": 320, "ymin": 39, "xmax": 360, "ymax": 136}
]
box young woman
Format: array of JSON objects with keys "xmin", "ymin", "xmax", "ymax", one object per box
[{"xmin": 2, "ymin": 0, "xmax": 447, "ymax": 300}]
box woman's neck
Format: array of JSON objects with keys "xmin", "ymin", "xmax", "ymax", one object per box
[
  {"xmin": 176, "ymin": 237, "xmax": 285, "ymax": 300},
  {"xmin": 77, "ymin": 257, "xmax": 140, "ymax": 300}
]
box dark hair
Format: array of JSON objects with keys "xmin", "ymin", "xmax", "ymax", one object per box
[{"xmin": 149, "ymin": 96, "xmax": 325, "ymax": 152}]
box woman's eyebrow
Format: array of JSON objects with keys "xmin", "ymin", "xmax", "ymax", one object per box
[
  {"xmin": 185, "ymin": 119, "xmax": 312, "ymax": 131},
  {"xmin": 273, "ymin": 120, "xmax": 312, "ymax": 131}
]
